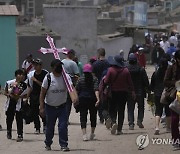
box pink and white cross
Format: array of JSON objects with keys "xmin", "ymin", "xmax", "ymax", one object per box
[{"xmin": 39, "ymin": 35, "xmax": 73, "ymax": 92}]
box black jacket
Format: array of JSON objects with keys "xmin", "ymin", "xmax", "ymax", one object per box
[{"xmin": 127, "ymin": 63, "xmax": 149, "ymax": 97}]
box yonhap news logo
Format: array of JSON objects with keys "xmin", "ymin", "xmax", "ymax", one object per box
[
  {"xmin": 152, "ymin": 138, "xmax": 180, "ymax": 145},
  {"xmin": 136, "ymin": 134, "xmax": 180, "ymax": 150},
  {"xmin": 136, "ymin": 134, "xmax": 150, "ymax": 150}
]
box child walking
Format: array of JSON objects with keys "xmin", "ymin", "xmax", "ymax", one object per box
[{"xmin": 4, "ymin": 69, "xmax": 27, "ymax": 142}]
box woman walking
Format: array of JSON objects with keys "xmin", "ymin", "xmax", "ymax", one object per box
[
  {"xmin": 164, "ymin": 50, "xmax": 180, "ymax": 150},
  {"xmin": 150, "ymin": 58, "xmax": 171, "ymax": 135},
  {"xmin": 104, "ymin": 55, "xmax": 135, "ymax": 135},
  {"xmin": 76, "ymin": 64, "xmax": 100, "ymax": 141}
]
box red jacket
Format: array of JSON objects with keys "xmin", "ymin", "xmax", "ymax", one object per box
[
  {"xmin": 104, "ymin": 66, "xmax": 134, "ymax": 92},
  {"xmin": 135, "ymin": 52, "xmax": 146, "ymax": 68}
]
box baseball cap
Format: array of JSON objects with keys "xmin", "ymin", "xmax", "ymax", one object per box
[
  {"xmin": 32, "ymin": 58, "xmax": 42, "ymax": 65},
  {"xmin": 51, "ymin": 59, "xmax": 63, "ymax": 68}
]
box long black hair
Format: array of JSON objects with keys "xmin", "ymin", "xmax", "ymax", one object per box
[
  {"xmin": 156, "ymin": 58, "xmax": 168, "ymax": 80},
  {"xmin": 84, "ymin": 72, "xmax": 93, "ymax": 88}
]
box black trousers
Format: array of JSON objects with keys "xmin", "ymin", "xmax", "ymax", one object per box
[
  {"xmin": 66, "ymin": 93, "xmax": 72, "ymax": 122},
  {"xmin": 154, "ymin": 95, "xmax": 170, "ymax": 117},
  {"xmin": 102, "ymin": 99, "xmax": 110, "ymax": 120},
  {"xmin": 97, "ymin": 102, "xmax": 104, "ymax": 122},
  {"xmin": 109, "ymin": 91, "xmax": 128, "ymax": 132},
  {"xmin": 79, "ymin": 98, "xmax": 97, "ymax": 129},
  {"xmin": 30, "ymin": 94, "xmax": 46, "ymax": 130},
  {"xmin": 127, "ymin": 94, "xmax": 145, "ymax": 126},
  {"xmin": 6, "ymin": 99, "xmax": 23, "ymax": 136}
]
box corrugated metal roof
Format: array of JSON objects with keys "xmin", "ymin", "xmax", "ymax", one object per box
[{"xmin": 0, "ymin": 5, "xmax": 19, "ymax": 16}]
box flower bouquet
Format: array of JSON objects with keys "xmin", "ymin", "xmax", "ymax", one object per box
[{"xmin": 10, "ymin": 82, "xmax": 24, "ymax": 100}]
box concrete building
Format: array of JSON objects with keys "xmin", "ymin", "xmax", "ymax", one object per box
[
  {"xmin": 97, "ymin": 34, "xmax": 133, "ymax": 59},
  {"xmin": 0, "ymin": 5, "xmax": 18, "ymax": 86},
  {"xmin": 43, "ymin": 5, "xmax": 133, "ymax": 64},
  {"xmin": 43, "ymin": 5, "xmax": 98, "ymax": 64}
]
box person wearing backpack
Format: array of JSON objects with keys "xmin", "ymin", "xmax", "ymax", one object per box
[
  {"xmin": 76, "ymin": 64, "xmax": 100, "ymax": 141},
  {"xmin": 40, "ymin": 59, "xmax": 77, "ymax": 151},
  {"xmin": 127, "ymin": 53, "xmax": 149, "ymax": 130},
  {"xmin": 26, "ymin": 58, "xmax": 48, "ymax": 134}
]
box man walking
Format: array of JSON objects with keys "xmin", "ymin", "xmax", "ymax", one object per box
[
  {"xmin": 27, "ymin": 58, "xmax": 48, "ymax": 134},
  {"xmin": 127, "ymin": 53, "xmax": 149, "ymax": 129},
  {"xmin": 92, "ymin": 48, "xmax": 109, "ymax": 123},
  {"xmin": 40, "ymin": 59, "xmax": 77, "ymax": 151},
  {"xmin": 62, "ymin": 49, "xmax": 79, "ymax": 124}
]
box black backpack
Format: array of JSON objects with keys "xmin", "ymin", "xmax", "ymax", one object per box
[{"xmin": 46, "ymin": 73, "xmax": 51, "ymax": 92}]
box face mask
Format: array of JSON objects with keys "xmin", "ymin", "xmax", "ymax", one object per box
[{"xmin": 55, "ymin": 65, "xmax": 62, "ymax": 74}]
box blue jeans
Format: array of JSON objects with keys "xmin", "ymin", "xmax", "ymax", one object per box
[{"xmin": 45, "ymin": 104, "xmax": 68, "ymax": 147}]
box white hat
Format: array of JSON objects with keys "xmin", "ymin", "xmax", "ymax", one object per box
[
  {"xmin": 138, "ymin": 47, "xmax": 144, "ymax": 51},
  {"xmin": 175, "ymin": 81, "xmax": 180, "ymax": 91}
]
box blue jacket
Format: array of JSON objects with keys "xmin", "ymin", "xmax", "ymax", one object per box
[{"xmin": 167, "ymin": 46, "xmax": 176, "ymax": 57}]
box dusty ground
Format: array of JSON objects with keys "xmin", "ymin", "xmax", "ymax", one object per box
[{"xmin": 0, "ymin": 65, "xmax": 179, "ymax": 154}]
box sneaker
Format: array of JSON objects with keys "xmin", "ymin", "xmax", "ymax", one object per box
[
  {"xmin": 83, "ymin": 134, "xmax": 88, "ymax": 141},
  {"xmin": 45, "ymin": 145, "xmax": 51, "ymax": 151},
  {"xmin": 137, "ymin": 122, "xmax": 144, "ymax": 128},
  {"xmin": 105, "ymin": 118, "xmax": 112, "ymax": 129},
  {"xmin": 89, "ymin": 133, "xmax": 95, "ymax": 140},
  {"xmin": 0, "ymin": 125, "xmax": 2, "ymax": 131},
  {"xmin": 111, "ymin": 123, "xmax": 118, "ymax": 135},
  {"xmin": 129, "ymin": 125, "xmax": 134, "ymax": 130},
  {"xmin": 7, "ymin": 131, "xmax": 12, "ymax": 139},
  {"xmin": 154, "ymin": 129, "xmax": 160, "ymax": 135},
  {"xmin": 16, "ymin": 135, "xmax": 23, "ymax": 142},
  {"xmin": 116, "ymin": 131, "xmax": 123, "ymax": 135},
  {"xmin": 34, "ymin": 129, "xmax": 40, "ymax": 134},
  {"xmin": 172, "ymin": 144, "xmax": 180, "ymax": 151},
  {"xmin": 61, "ymin": 147, "xmax": 70, "ymax": 152}
]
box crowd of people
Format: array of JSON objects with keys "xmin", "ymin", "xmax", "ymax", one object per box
[{"xmin": 0, "ymin": 31, "xmax": 180, "ymax": 151}]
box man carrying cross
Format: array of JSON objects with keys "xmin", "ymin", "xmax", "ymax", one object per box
[
  {"xmin": 39, "ymin": 35, "xmax": 78, "ymax": 151},
  {"xmin": 40, "ymin": 59, "xmax": 73, "ymax": 151}
]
